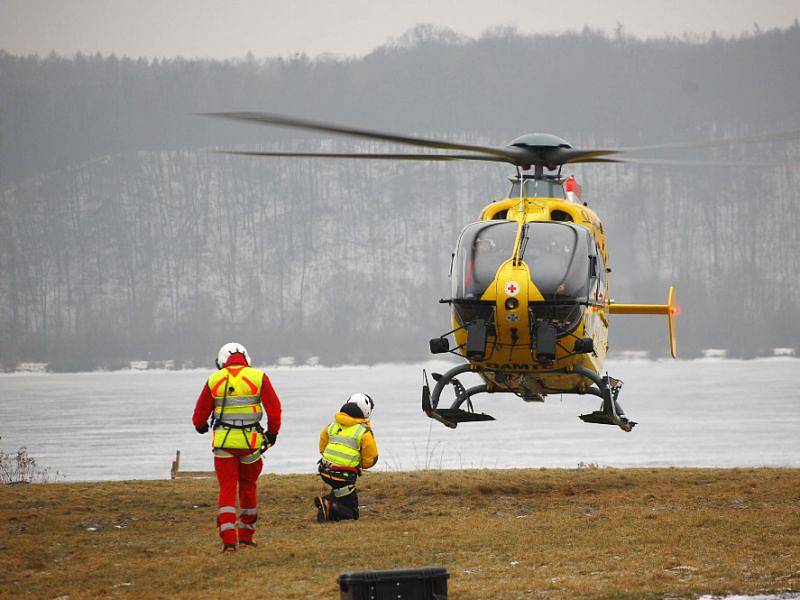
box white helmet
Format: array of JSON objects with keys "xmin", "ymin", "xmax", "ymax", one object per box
[
  {"xmin": 216, "ymin": 342, "xmax": 251, "ymax": 369},
  {"xmin": 347, "ymin": 392, "xmax": 375, "ymax": 419}
]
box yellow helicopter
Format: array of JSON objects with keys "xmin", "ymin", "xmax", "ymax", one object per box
[{"xmin": 205, "ymin": 112, "xmax": 795, "ymax": 432}]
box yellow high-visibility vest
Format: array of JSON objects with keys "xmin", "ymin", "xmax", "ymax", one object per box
[
  {"xmin": 322, "ymin": 422, "xmax": 368, "ymax": 468},
  {"xmin": 207, "ymin": 365, "xmax": 265, "ymax": 455}
]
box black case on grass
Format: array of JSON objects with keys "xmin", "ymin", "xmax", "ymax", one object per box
[{"xmin": 338, "ymin": 567, "xmax": 449, "ymax": 600}]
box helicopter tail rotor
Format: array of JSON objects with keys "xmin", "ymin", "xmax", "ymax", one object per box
[{"xmin": 608, "ymin": 286, "xmax": 679, "ymax": 358}]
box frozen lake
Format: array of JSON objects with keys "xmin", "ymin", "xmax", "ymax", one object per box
[{"xmin": 1, "ymin": 358, "xmax": 798, "ymax": 481}]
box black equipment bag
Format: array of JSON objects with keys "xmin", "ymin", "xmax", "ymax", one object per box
[{"xmin": 338, "ymin": 567, "xmax": 448, "ymax": 600}]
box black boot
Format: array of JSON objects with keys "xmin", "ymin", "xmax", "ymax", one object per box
[{"xmin": 314, "ymin": 496, "xmax": 332, "ymax": 522}]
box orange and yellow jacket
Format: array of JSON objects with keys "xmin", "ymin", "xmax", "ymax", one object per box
[{"xmin": 319, "ymin": 412, "xmax": 379, "ymax": 469}]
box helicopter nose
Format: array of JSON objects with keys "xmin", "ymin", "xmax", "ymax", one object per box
[{"xmin": 494, "ymin": 264, "xmax": 531, "ymax": 338}]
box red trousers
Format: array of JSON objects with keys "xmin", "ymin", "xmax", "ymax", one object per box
[{"xmin": 214, "ymin": 456, "xmax": 263, "ymax": 545}]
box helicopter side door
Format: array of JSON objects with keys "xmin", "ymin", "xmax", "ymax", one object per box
[{"xmin": 584, "ymin": 232, "xmax": 608, "ymax": 305}]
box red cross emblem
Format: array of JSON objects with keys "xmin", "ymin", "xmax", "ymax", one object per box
[{"xmin": 505, "ymin": 281, "xmax": 520, "ymax": 296}]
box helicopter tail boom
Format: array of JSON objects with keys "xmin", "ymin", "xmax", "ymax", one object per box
[{"xmin": 608, "ymin": 286, "xmax": 678, "ymax": 358}]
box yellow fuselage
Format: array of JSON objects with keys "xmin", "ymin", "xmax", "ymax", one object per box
[{"xmin": 452, "ymin": 195, "xmax": 609, "ymax": 396}]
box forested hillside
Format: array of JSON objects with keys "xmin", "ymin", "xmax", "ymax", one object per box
[{"xmin": 1, "ymin": 25, "xmax": 799, "ymax": 368}]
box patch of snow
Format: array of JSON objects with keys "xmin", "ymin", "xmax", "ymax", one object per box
[
  {"xmin": 616, "ymin": 350, "xmax": 650, "ymax": 361},
  {"xmin": 16, "ymin": 362, "xmax": 48, "ymax": 373}
]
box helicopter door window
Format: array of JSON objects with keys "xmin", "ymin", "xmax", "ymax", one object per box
[
  {"xmin": 508, "ymin": 179, "xmax": 566, "ymax": 199},
  {"xmin": 452, "ymin": 221, "xmax": 518, "ymax": 301},
  {"xmin": 524, "ymin": 179, "xmax": 566, "ymax": 199},
  {"xmin": 595, "ymin": 248, "xmax": 607, "ymax": 302}
]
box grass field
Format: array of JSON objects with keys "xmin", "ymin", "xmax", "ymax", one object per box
[{"xmin": 1, "ymin": 467, "xmax": 799, "ymax": 599}]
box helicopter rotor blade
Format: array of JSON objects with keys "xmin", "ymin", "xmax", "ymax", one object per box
[
  {"xmin": 617, "ymin": 129, "xmax": 800, "ymax": 154},
  {"xmin": 216, "ymin": 150, "xmax": 512, "ymax": 162},
  {"xmin": 217, "ymin": 150, "xmax": 797, "ymax": 168},
  {"xmin": 571, "ymin": 156, "xmax": 798, "ymax": 167},
  {"xmin": 557, "ymin": 148, "xmax": 622, "ymax": 163},
  {"xmin": 200, "ymin": 112, "xmax": 521, "ymax": 160},
  {"xmin": 523, "ymin": 129, "xmax": 800, "ymax": 165},
  {"xmin": 552, "ymin": 155, "xmax": 799, "ymax": 167},
  {"xmin": 614, "ymin": 156, "xmax": 799, "ymax": 167},
  {"xmin": 202, "ymin": 112, "xmax": 800, "ymax": 169},
  {"xmin": 571, "ymin": 157, "xmax": 625, "ymax": 164},
  {"xmin": 547, "ymin": 129, "xmax": 800, "ymax": 164}
]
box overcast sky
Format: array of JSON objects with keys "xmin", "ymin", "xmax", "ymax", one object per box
[{"xmin": 1, "ymin": 0, "xmax": 798, "ymax": 59}]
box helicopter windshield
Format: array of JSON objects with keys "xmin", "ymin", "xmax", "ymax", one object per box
[
  {"xmin": 521, "ymin": 222, "xmax": 590, "ymax": 301},
  {"xmin": 452, "ymin": 221, "xmax": 517, "ymax": 300}
]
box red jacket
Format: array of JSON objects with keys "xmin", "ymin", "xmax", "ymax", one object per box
[{"xmin": 192, "ymin": 354, "xmax": 282, "ymax": 435}]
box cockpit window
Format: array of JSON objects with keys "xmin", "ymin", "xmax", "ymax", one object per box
[
  {"xmin": 509, "ymin": 179, "xmax": 566, "ymax": 199},
  {"xmin": 452, "ymin": 221, "xmax": 518, "ymax": 300},
  {"xmin": 521, "ymin": 222, "xmax": 590, "ymax": 301}
]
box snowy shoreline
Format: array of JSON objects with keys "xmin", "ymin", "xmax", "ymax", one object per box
[
  {"xmin": 4, "ymin": 353, "xmax": 799, "ymax": 376},
  {"xmin": 3, "ymin": 359, "xmax": 799, "ymax": 481}
]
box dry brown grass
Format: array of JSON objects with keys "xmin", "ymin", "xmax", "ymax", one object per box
[{"xmin": 1, "ymin": 468, "xmax": 799, "ymax": 599}]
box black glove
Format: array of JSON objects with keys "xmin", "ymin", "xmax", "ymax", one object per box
[
  {"xmin": 195, "ymin": 423, "xmax": 209, "ymax": 434},
  {"xmin": 266, "ymin": 432, "xmax": 278, "ymax": 447}
]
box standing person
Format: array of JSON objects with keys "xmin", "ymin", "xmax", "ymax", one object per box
[
  {"xmin": 192, "ymin": 342, "xmax": 282, "ymax": 553},
  {"xmin": 315, "ymin": 393, "xmax": 378, "ymax": 522}
]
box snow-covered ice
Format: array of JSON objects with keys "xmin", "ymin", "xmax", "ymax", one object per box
[{"xmin": 0, "ymin": 358, "xmax": 798, "ymax": 481}]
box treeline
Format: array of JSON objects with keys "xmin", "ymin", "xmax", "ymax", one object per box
[{"xmin": 1, "ymin": 25, "xmax": 799, "ymax": 369}]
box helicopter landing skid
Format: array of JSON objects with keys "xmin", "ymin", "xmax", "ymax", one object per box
[
  {"xmin": 574, "ymin": 366, "xmax": 636, "ymax": 432},
  {"xmin": 422, "ymin": 366, "xmax": 495, "ymax": 429}
]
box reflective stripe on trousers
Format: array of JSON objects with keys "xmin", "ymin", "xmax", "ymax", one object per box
[
  {"xmin": 333, "ymin": 484, "xmax": 356, "ymax": 498},
  {"xmin": 219, "ymin": 506, "xmax": 258, "ymax": 517}
]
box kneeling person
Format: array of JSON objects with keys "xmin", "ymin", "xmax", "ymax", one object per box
[{"xmin": 315, "ymin": 393, "xmax": 378, "ymax": 522}]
